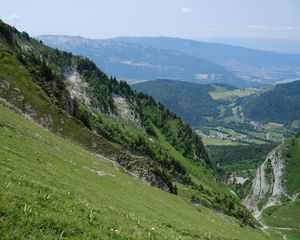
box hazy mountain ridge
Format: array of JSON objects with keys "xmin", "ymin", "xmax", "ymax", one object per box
[
  {"xmin": 37, "ymin": 35, "xmax": 257, "ymax": 88},
  {"xmin": 206, "ymin": 37, "xmax": 300, "ymax": 54},
  {"xmin": 111, "ymin": 36, "xmax": 300, "ymax": 84}
]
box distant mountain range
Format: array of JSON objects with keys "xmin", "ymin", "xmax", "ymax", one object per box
[
  {"xmin": 206, "ymin": 37, "xmax": 300, "ymax": 54},
  {"xmin": 111, "ymin": 37, "xmax": 300, "ymax": 84},
  {"xmin": 37, "ymin": 35, "xmax": 299, "ymax": 88},
  {"xmin": 38, "ymin": 35, "xmax": 251, "ymax": 87}
]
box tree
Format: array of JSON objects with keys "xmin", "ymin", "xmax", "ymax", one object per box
[{"xmin": 173, "ymin": 184, "xmax": 178, "ymax": 195}]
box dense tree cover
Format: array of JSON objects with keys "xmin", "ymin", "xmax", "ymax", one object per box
[
  {"xmin": 242, "ymin": 80, "xmax": 300, "ymax": 123},
  {"xmin": 73, "ymin": 101, "xmax": 195, "ymax": 187},
  {"xmin": 16, "ymin": 50, "xmax": 74, "ymax": 114},
  {"xmin": 132, "ymin": 80, "xmax": 230, "ymax": 126},
  {"xmin": 208, "ymin": 143, "xmax": 277, "ymax": 172},
  {"xmin": 0, "ymin": 20, "xmax": 18, "ymax": 45},
  {"xmin": 208, "ymin": 143, "xmax": 278, "ymax": 201},
  {"xmin": 214, "ymin": 194, "xmax": 254, "ymax": 226},
  {"xmin": 69, "ymin": 58, "xmax": 212, "ymax": 169}
]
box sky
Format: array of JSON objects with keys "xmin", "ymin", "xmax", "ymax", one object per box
[{"xmin": 1, "ymin": 0, "xmax": 300, "ymax": 40}]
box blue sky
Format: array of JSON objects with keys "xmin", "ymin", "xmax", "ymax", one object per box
[{"xmin": 1, "ymin": 0, "xmax": 300, "ymax": 40}]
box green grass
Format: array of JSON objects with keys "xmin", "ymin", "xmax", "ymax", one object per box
[
  {"xmin": 279, "ymin": 229, "xmax": 300, "ymax": 240},
  {"xmin": 0, "ymin": 104, "xmax": 270, "ymax": 240},
  {"xmin": 284, "ymin": 135, "xmax": 300, "ymax": 196},
  {"xmin": 262, "ymin": 198, "xmax": 300, "ymax": 229},
  {"xmin": 209, "ymin": 88, "xmax": 262, "ymax": 100},
  {"xmin": 203, "ymin": 138, "xmax": 241, "ymax": 146},
  {"xmin": 151, "ymin": 123, "xmax": 218, "ymax": 192}
]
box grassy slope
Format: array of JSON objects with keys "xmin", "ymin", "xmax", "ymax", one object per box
[
  {"xmin": 209, "ymin": 88, "xmax": 262, "ymax": 100},
  {"xmin": 0, "ymin": 21, "xmax": 265, "ymax": 236},
  {"xmin": 284, "ymin": 135, "xmax": 300, "ymax": 196},
  {"xmin": 0, "ymin": 104, "xmax": 269, "ymax": 240},
  {"xmin": 262, "ymin": 199, "xmax": 300, "ymax": 229},
  {"xmin": 0, "ymin": 26, "xmax": 255, "ymax": 220}
]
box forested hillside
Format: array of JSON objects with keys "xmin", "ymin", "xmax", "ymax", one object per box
[
  {"xmin": 242, "ymin": 80, "xmax": 300, "ymax": 123},
  {"xmin": 132, "ymin": 80, "xmax": 228, "ymax": 125}
]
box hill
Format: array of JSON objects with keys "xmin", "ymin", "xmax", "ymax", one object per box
[
  {"xmin": 111, "ymin": 37, "xmax": 300, "ymax": 84},
  {"xmin": 132, "ymin": 80, "xmax": 233, "ymax": 126},
  {"xmin": 132, "ymin": 79, "xmax": 265, "ymax": 129},
  {"xmin": 242, "ymin": 80, "xmax": 300, "ymax": 123},
  {"xmin": 0, "ymin": 20, "xmax": 269, "ymax": 238},
  {"xmin": 133, "ymin": 79, "xmax": 300, "ymax": 133},
  {"xmin": 37, "ymin": 35, "xmax": 254, "ymax": 88}
]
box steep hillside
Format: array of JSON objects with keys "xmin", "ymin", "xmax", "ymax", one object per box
[
  {"xmin": 132, "ymin": 80, "xmax": 229, "ymax": 125},
  {"xmin": 132, "ymin": 79, "xmax": 268, "ymax": 128},
  {"xmin": 37, "ymin": 35, "xmax": 250, "ymax": 88},
  {"xmin": 244, "ymin": 133, "xmax": 300, "ymax": 240},
  {"xmin": 0, "ymin": 98, "xmax": 272, "ymax": 240},
  {"xmin": 111, "ymin": 37, "xmax": 300, "ymax": 84},
  {"xmin": 0, "ymin": 20, "xmax": 262, "ymax": 236},
  {"xmin": 0, "ymin": 20, "xmax": 214, "ymax": 197},
  {"xmin": 132, "ymin": 79, "xmax": 300, "ymax": 209},
  {"xmin": 242, "ymin": 80, "xmax": 300, "ymax": 123}
]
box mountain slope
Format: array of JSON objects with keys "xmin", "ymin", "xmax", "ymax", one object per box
[
  {"xmin": 37, "ymin": 35, "xmax": 251, "ymax": 88},
  {"xmin": 244, "ymin": 133, "xmax": 300, "ymax": 240},
  {"xmin": 242, "ymin": 80, "xmax": 300, "ymax": 123},
  {"xmin": 0, "ymin": 99, "xmax": 271, "ymax": 240},
  {"xmin": 111, "ymin": 37, "xmax": 300, "ymax": 84},
  {"xmin": 0, "ymin": 20, "xmax": 213, "ymax": 196},
  {"xmin": 0, "ymin": 20, "xmax": 263, "ymax": 236},
  {"xmin": 133, "ymin": 79, "xmax": 300, "ymax": 130},
  {"xmin": 132, "ymin": 80, "xmax": 230, "ymax": 126}
]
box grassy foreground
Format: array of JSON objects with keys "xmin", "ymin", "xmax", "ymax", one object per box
[{"xmin": 0, "ymin": 103, "xmax": 270, "ymax": 240}]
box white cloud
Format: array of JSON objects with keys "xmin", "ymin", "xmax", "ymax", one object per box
[
  {"xmin": 3, "ymin": 14, "xmax": 20, "ymax": 22},
  {"xmin": 181, "ymin": 8, "xmax": 192, "ymax": 14}
]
